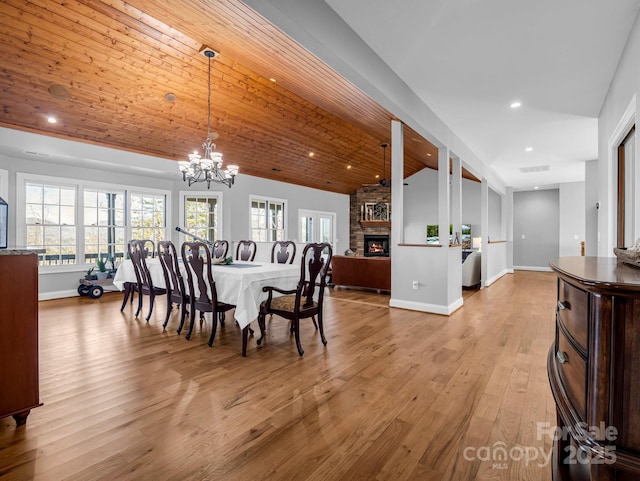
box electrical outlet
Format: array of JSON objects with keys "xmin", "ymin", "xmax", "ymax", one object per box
[{"xmin": 412, "ymin": 280, "xmax": 419, "ymax": 290}]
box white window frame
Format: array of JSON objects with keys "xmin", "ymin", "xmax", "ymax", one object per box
[
  {"xmin": 178, "ymin": 190, "xmax": 224, "ymax": 243},
  {"xmin": 298, "ymin": 209, "xmax": 337, "ymax": 247},
  {"xmin": 250, "ymin": 195, "xmax": 287, "ymax": 242},
  {"xmin": 16, "ymin": 172, "xmax": 171, "ymax": 273}
]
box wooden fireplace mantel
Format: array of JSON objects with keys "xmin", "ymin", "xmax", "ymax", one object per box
[{"xmin": 359, "ymin": 220, "xmax": 391, "ymax": 229}]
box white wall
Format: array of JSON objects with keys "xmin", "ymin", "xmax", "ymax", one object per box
[
  {"xmin": 597, "ymin": 11, "xmax": 640, "ymax": 256},
  {"xmin": 559, "ymin": 181, "xmax": 586, "ymax": 257},
  {"xmin": 513, "ymin": 189, "xmax": 560, "ymax": 269},
  {"xmin": 584, "ymin": 160, "xmax": 599, "ymax": 256}
]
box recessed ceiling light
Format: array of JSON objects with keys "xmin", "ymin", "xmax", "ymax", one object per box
[
  {"xmin": 47, "ymin": 117, "xmax": 57, "ymax": 124},
  {"xmin": 426, "ymin": 153, "xmax": 432, "ymax": 157},
  {"xmin": 48, "ymin": 84, "xmax": 69, "ymax": 100},
  {"xmin": 525, "ymin": 147, "xmax": 533, "ymax": 152},
  {"xmin": 534, "ymin": 186, "xmax": 540, "ymax": 189},
  {"xmin": 375, "ymin": 174, "xmax": 380, "ymax": 179},
  {"xmin": 347, "ymin": 165, "xmax": 352, "ymax": 169},
  {"xmin": 164, "ymin": 93, "xmax": 176, "ymax": 102},
  {"xmin": 510, "ymin": 101, "xmax": 522, "ymax": 109},
  {"xmin": 308, "ymin": 152, "xmax": 314, "ymax": 157},
  {"xmin": 269, "ymin": 78, "xmax": 277, "ymax": 83}
]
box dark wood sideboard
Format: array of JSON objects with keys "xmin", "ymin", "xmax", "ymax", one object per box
[
  {"xmin": 0, "ymin": 250, "xmax": 41, "ymax": 425},
  {"xmin": 548, "ymin": 256, "xmax": 640, "ymax": 480}
]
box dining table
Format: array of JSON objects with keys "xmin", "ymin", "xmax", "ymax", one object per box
[{"xmin": 112, "ymin": 258, "xmax": 300, "ymax": 330}]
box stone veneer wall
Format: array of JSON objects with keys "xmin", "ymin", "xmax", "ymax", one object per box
[{"xmin": 349, "ymin": 185, "xmax": 391, "ymax": 256}]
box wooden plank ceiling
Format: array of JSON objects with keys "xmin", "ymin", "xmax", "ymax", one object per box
[{"xmin": 0, "ymin": 0, "xmax": 477, "ymax": 194}]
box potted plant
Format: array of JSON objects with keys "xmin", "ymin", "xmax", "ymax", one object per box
[
  {"xmin": 96, "ymin": 257, "xmax": 109, "ymax": 280},
  {"xmin": 84, "ymin": 266, "xmax": 97, "ymax": 280},
  {"xmin": 107, "ymin": 256, "xmax": 117, "ymax": 278}
]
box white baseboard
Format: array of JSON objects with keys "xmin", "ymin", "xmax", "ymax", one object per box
[
  {"xmin": 389, "ymin": 297, "xmax": 463, "ymax": 316},
  {"xmin": 485, "ymin": 268, "xmax": 510, "ymax": 286},
  {"xmin": 39, "ymin": 289, "xmax": 79, "ymax": 301},
  {"xmin": 513, "ymin": 265, "xmax": 553, "ymax": 272}
]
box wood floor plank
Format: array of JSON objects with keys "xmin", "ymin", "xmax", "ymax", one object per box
[{"xmin": 0, "ymin": 272, "xmax": 556, "ymax": 480}]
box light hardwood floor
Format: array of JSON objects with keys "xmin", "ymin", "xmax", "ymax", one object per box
[{"xmin": 0, "ymin": 271, "xmax": 556, "ymax": 481}]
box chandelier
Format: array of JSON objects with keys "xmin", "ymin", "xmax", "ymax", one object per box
[{"xmin": 178, "ymin": 47, "xmax": 239, "ymax": 189}]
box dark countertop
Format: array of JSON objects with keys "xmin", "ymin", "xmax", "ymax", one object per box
[{"xmin": 0, "ymin": 248, "xmax": 45, "ymax": 256}]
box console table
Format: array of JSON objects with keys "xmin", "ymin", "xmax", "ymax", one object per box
[
  {"xmin": 0, "ymin": 250, "xmax": 41, "ymax": 425},
  {"xmin": 548, "ymin": 256, "xmax": 640, "ymax": 480}
]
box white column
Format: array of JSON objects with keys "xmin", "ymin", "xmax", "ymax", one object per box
[
  {"xmin": 391, "ymin": 120, "xmax": 404, "ymax": 246},
  {"xmin": 450, "ymin": 157, "xmax": 462, "ymax": 244},
  {"xmin": 438, "ymin": 146, "xmax": 450, "ymax": 245},
  {"xmin": 481, "ymin": 178, "xmax": 489, "ymax": 288}
]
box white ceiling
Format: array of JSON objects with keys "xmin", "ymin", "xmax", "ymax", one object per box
[{"xmin": 324, "ymin": 0, "xmax": 640, "ymax": 189}]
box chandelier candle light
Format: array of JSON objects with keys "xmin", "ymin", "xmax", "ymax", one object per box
[{"xmin": 178, "ymin": 47, "xmax": 239, "ymax": 188}]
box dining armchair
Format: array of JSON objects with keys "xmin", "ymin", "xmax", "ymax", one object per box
[
  {"xmin": 128, "ymin": 239, "xmax": 167, "ymax": 321},
  {"xmin": 181, "ymin": 241, "xmax": 237, "ymax": 348},
  {"xmin": 257, "ymin": 242, "xmax": 333, "ymax": 356},
  {"xmin": 235, "ymin": 240, "xmax": 257, "ymax": 261},
  {"xmin": 270, "ymin": 240, "xmax": 296, "ymax": 264},
  {"xmin": 158, "ymin": 240, "xmax": 189, "ymax": 332},
  {"xmin": 212, "ymin": 240, "xmax": 229, "ymax": 259}
]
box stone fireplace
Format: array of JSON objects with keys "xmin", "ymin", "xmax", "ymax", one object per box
[{"xmin": 349, "ymin": 184, "xmax": 391, "ymax": 256}]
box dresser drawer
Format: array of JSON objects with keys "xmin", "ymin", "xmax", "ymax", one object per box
[
  {"xmin": 557, "ymin": 280, "xmax": 588, "ymax": 352},
  {"xmin": 556, "ymin": 328, "xmax": 586, "ymax": 420}
]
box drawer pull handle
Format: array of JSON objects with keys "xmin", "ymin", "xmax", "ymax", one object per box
[
  {"xmin": 557, "ymin": 301, "xmax": 568, "ymax": 310},
  {"xmin": 556, "ymin": 351, "xmax": 568, "ymax": 364}
]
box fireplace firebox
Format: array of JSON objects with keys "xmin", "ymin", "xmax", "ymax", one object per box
[{"xmin": 364, "ymin": 234, "xmax": 390, "ymax": 257}]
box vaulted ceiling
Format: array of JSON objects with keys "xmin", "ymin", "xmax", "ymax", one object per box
[{"xmin": 0, "ymin": 0, "xmax": 478, "ymax": 194}]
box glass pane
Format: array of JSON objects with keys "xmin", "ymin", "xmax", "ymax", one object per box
[
  {"xmin": 26, "ymin": 184, "xmax": 42, "ymax": 204},
  {"xmin": 26, "ymin": 204, "xmax": 43, "ymax": 224},
  {"xmin": 97, "ymin": 192, "xmax": 110, "ymax": 208},
  {"xmin": 26, "ymin": 225, "xmax": 43, "ymax": 246},
  {"xmin": 114, "ymin": 209, "xmax": 124, "ymax": 226},
  {"xmin": 84, "ymin": 190, "xmax": 97, "ymax": 208},
  {"xmin": 130, "ymin": 209, "xmax": 142, "ymax": 225},
  {"xmin": 61, "ymin": 226, "xmax": 75, "ymax": 245},
  {"xmin": 43, "ymin": 205, "xmax": 60, "ymax": 225},
  {"xmin": 60, "ymin": 188, "xmax": 75, "ymax": 205},
  {"xmin": 85, "ymin": 226, "xmax": 98, "ymax": 243},
  {"xmin": 44, "ymin": 226, "xmax": 60, "ymax": 245},
  {"xmin": 98, "ymin": 208, "xmax": 109, "ymax": 226},
  {"xmin": 43, "ymin": 186, "xmax": 59, "ymax": 205},
  {"xmin": 85, "ymin": 207, "xmax": 97, "ymax": 225},
  {"xmin": 113, "ymin": 194, "xmax": 124, "ymax": 210},
  {"xmin": 60, "ymin": 206, "xmax": 74, "ymax": 225}
]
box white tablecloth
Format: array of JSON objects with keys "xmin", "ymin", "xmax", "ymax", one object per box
[{"xmin": 113, "ymin": 259, "xmax": 299, "ymax": 329}]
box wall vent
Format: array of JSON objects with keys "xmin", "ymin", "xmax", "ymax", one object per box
[{"xmin": 519, "ymin": 165, "xmax": 550, "ymax": 173}]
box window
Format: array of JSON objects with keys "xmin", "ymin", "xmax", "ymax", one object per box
[
  {"xmin": 84, "ymin": 188, "xmax": 126, "ymax": 264},
  {"xmin": 25, "ymin": 181, "xmax": 77, "ymax": 265},
  {"xmin": 183, "ymin": 194, "xmax": 220, "ymax": 243},
  {"xmin": 299, "ymin": 209, "xmax": 336, "ymax": 246},
  {"xmin": 251, "ymin": 197, "xmax": 285, "ymax": 241},
  {"xmin": 129, "ymin": 192, "xmax": 166, "ymax": 246},
  {"xmin": 17, "ymin": 173, "xmax": 170, "ymax": 271}
]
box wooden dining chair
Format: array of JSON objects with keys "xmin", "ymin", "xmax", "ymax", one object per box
[
  {"xmin": 157, "ymin": 240, "xmax": 189, "ymax": 332},
  {"xmin": 181, "ymin": 241, "xmax": 239, "ymax": 349},
  {"xmin": 270, "ymin": 240, "xmax": 296, "ymax": 264},
  {"xmin": 128, "ymin": 240, "xmax": 167, "ymax": 321},
  {"xmin": 212, "ymin": 240, "xmax": 229, "ymax": 259},
  {"xmin": 235, "ymin": 240, "xmax": 257, "ymax": 261},
  {"xmin": 257, "ymin": 242, "xmax": 333, "ymax": 356},
  {"xmin": 120, "ymin": 239, "xmax": 156, "ymax": 311}
]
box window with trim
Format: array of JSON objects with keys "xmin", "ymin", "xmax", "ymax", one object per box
[
  {"xmin": 25, "ymin": 181, "xmax": 77, "ymax": 265},
  {"xmin": 251, "ymin": 197, "xmax": 285, "ymax": 241},
  {"xmin": 129, "ymin": 192, "xmax": 166, "ymax": 247},
  {"xmin": 184, "ymin": 195, "xmax": 219, "ymax": 243},
  {"xmin": 84, "ymin": 188, "xmax": 126, "ymax": 264}
]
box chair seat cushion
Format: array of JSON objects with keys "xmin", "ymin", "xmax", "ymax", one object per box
[{"xmin": 268, "ymin": 295, "xmax": 317, "ymax": 313}]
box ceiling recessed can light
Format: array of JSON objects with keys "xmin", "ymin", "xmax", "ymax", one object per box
[
  {"xmin": 525, "ymin": 147, "xmax": 533, "ymax": 152},
  {"xmin": 308, "ymin": 152, "xmax": 314, "ymax": 157},
  {"xmin": 534, "ymin": 186, "xmax": 540, "ymax": 190},
  {"xmin": 47, "ymin": 117, "xmax": 57, "ymax": 124},
  {"xmin": 269, "ymin": 78, "xmax": 277, "ymax": 83},
  {"xmin": 347, "ymin": 165, "xmax": 351, "ymax": 169},
  {"xmin": 164, "ymin": 93, "xmax": 176, "ymax": 102},
  {"xmin": 510, "ymin": 101, "xmax": 522, "ymax": 109}
]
